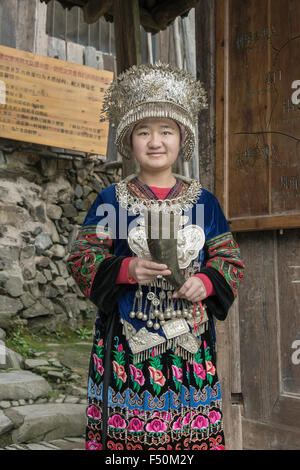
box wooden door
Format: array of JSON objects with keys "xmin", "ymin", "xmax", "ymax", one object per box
[
  {"xmin": 216, "ymin": 0, "xmax": 300, "ymax": 449},
  {"xmin": 235, "ymin": 229, "xmax": 300, "ymax": 449}
]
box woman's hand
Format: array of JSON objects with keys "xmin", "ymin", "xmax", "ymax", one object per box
[
  {"xmin": 128, "ymin": 258, "xmax": 171, "ymax": 285},
  {"xmin": 172, "ymin": 276, "xmax": 207, "ymax": 303}
]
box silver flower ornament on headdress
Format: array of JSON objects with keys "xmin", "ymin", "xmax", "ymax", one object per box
[{"xmin": 101, "ymin": 62, "xmax": 207, "ymax": 161}]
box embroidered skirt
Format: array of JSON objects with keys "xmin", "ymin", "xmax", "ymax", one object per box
[{"xmin": 85, "ymin": 317, "xmax": 225, "ymax": 451}]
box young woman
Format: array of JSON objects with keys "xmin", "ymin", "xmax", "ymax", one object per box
[{"xmin": 66, "ymin": 63, "xmax": 245, "ymax": 451}]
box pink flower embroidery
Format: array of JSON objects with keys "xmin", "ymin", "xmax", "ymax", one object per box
[
  {"xmin": 182, "ymin": 412, "xmax": 191, "ymax": 427},
  {"xmin": 209, "ymin": 410, "xmax": 221, "ymax": 424},
  {"xmin": 186, "ymin": 361, "xmax": 190, "ymax": 373},
  {"xmin": 129, "ymin": 364, "xmax": 145, "ymax": 386},
  {"xmin": 128, "ymin": 417, "xmax": 144, "ymax": 433},
  {"xmin": 193, "ymin": 362, "xmax": 206, "ymax": 380},
  {"xmin": 171, "ymin": 365, "xmax": 183, "ymax": 382},
  {"xmin": 93, "ymin": 354, "xmax": 104, "ymax": 376},
  {"xmin": 146, "ymin": 418, "xmax": 167, "ymax": 434},
  {"xmin": 108, "ymin": 414, "xmax": 126, "ymax": 430},
  {"xmin": 97, "ymin": 338, "xmax": 103, "ymax": 347},
  {"xmin": 117, "ymin": 344, "xmax": 123, "ymax": 352},
  {"xmin": 172, "ymin": 416, "xmax": 182, "ymax": 431},
  {"xmin": 191, "ymin": 415, "xmax": 209, "ymax": 430},
  {"xmin": 206, "ymin": 360, "xmax": 216, "ymax": 376},
  {"xmin": 148, "ymin": 366, "xmax": 166, "ymax": 387},
  {"xmin": 86, "ymin": 440, "xmax": 102, "ymax": 450},
  {"xmin": 87, "ymin": 405, "xmax": 101, "ymax": 421},
  {"xmin": 113, "ymin": 361, "xmax": 127, "ymax": 383}
]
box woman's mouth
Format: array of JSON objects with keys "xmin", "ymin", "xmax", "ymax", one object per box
[{"xmin": 147, "ymin": 152, "xmax": 165, "ymax": 157}]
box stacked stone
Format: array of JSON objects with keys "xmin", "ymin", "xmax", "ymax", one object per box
[{"xmin": 0, "ymin": 138, "xmax": 122, "ymax": 334}]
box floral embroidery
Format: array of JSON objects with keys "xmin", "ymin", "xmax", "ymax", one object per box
[
  {"xmin": 206, "ymin": 232, "xmax": 245, "ymax": 297},
  {"xmin": 191, "ymin": 415, "xmax": 209, "ymax": 430},
  {"xmin": 204, "ymin": 341, "xmax": 215, "ymax": 385},
  {"xmin": 145, "ymin": 418, "xmax": 167, "ymax": 435},
  {"xmin": 182, "ymin": 412, "xmax": 191, "ymax": 428},
  {"xmin": 86, "ymin": 440, "xmax": 102, "ymax": 450},
  {"xmin": 170, "ymin": 352, "xmax": 183, "ymax": 391},
  {"xmin": 108, "ymin": 414, "xmax": 126, "ymax": 431},
  {"xmin": 86, "ymin": 329, "xmax": 226, "ymax": 450},
  {"xmin": 193, "ymin": 349, "xmax": 206, "ymax": 388},
  {"xmin": 209, "ymin": 410, "xmax": 221, "ymax": 425},
  {"xmin": 129, "ymin": 362, "xmax": 145, "ymax": 393},
  {"xmin": 87, "ymin": 405, "xmax": 101, "ymax": 423},
  {"xmin": 172, "ymin": 416, "xmax": 182, "ymax": 431},
  {"xmin": 112, "ymin": 338, "xmax": 127, "ymax": 390},
  {"xmin": 128, "ymin": 417, "xmax": 144, "ymax": 434},
  {"xmin": 148, "ymin": 351, "xmax": 166, "ymax": 395},
  {"xmin": 206, "ymin": 360, "xmax": 216, "ymax": 377},
  {"xmin": 93, "ymin": 336, "xmax": 104, "ymax": 384},
  {"xmin": 66, "ymin": 225, "xmax": 113, "ymax": 298}
]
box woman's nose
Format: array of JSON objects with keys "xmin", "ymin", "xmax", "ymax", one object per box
[{"xmin": 148, "ymin": 132, "xmax": 161, "ymax": 147}]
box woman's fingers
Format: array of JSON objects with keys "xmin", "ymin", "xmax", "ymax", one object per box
[
  {"xmin": 141, "ymin": 260, "xmax": 171, "ymax": 275},
  {"xmin": 136, "ymin": 260, "xmax": 171, "ymax": 277},
  {"xmin": 129, "ymin": 258, "xmax": 172, "ymax": 283},
  {"xmin": 173, "ymin": 278, "xmax": 191, "ymax": 298},
  {"xmin": 173, "ymin": 277, "xmax": 207, "ymax": 302}
]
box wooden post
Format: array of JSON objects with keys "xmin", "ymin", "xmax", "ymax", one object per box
[
  {"xmin": 182, "ymin": 9, "xmax": 199, "ymax": 180},
  {"xmin": 195, "ymin": 0, "xmax": 216, "ymax": 193},
  {"xmin": 113, "ymin": 0, "xmax": 141, "ymax": 176}
]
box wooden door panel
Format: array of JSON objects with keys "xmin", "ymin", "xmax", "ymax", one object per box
[
  {"xmin": 216, "ymin": 0, "xmax": 300, "ymax": 231},
  {"xmin": 270, "ymin": 395, "xmax": 300, "ymax": 427},
  {"xmin": 236, "ymin": 229, "xmax": 300, "ymax": 449},
  {"xmin": 236, "ymin": 231, "xmax": 280, "ymax": 420},
  {"xmin": 277, "ymin": 229, "xmax": 300, "ymax": 395},
  {"xmin": 242, "ymin": 416, "xmax": 300, "ymax": 450}
]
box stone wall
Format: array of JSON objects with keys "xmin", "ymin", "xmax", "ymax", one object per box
[{"xmin": 0, "ymin": 137, "xmax": 122, "ymax": 334}]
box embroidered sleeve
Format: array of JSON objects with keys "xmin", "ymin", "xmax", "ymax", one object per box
[
  {"xmin": 205, "ymin": 232, "xmax": 245, "ymax": 298},
  {"xmin": 66, "ymin": 224, "xmax": 113, "ymax": 299}
]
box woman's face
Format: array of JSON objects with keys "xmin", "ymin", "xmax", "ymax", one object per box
[{"xmin": 131, "ymin": 118, "xmax": 181, "ymax": 174}]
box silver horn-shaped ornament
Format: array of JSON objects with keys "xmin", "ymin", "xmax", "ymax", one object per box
[{"xmin": 146, "ymin": 210, "xmax": 185, "ymax": 290}]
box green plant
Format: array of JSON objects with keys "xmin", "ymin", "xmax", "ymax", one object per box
[
  {"xmin": 8, "ymin": 328, "xmax": 35, "ymax": 358},
  {"xmin": 75, "ymin": 327, "xmax": 93, "ymax": 341},
  {"xmin": 53, "ymin": 329, "xmax": 66, "ymax": 340}
]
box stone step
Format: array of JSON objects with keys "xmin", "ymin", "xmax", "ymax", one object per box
[
  {"xmin": 0, "ymin": 370, "xmax": 51, "ymax": 401},
  {"xmin": 1, "ymin": 436, "xmax": 85, "ymax": 450},
  {"xmin": 1, "ymin": 403, "xmax": 86, "ymax": 445}
]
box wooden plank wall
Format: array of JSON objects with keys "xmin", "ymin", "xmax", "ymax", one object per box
[{"xmin": 196, "ymin": 0, "xmax": 244, "ymax": 449}]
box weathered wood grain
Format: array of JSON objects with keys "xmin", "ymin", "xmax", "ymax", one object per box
[
  {"xmin": 216, "ymin": 0, "xmax": 300, "ymax": 230},
  {"xmin": 236, "ymin": 230, "xmax": 280, "ymax": 420}
]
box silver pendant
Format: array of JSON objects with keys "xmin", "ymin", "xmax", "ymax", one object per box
[{"xmin": 162, "ymin": 318, "xmax": 189, "ymax": 340}]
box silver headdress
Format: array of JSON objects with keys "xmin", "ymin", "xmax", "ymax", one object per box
[{"xmin": 101, "ymin": 62, "xmax": 207, "ymax": 161}]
